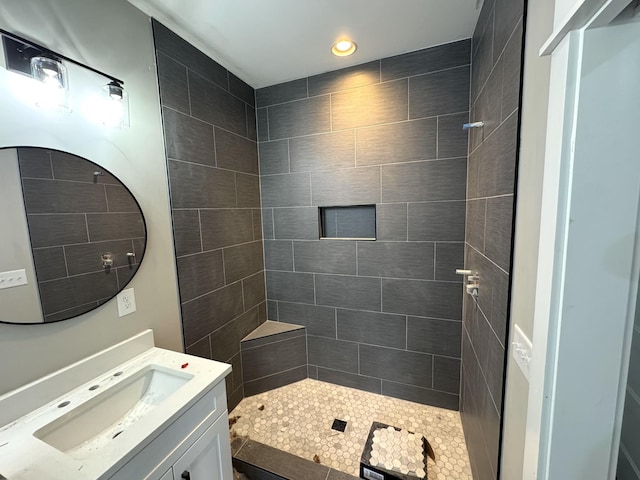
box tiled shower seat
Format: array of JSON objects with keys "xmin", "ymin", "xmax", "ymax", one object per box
[{"xmin": 241, "ymin": 320, "xmax": 307, "ymax": 396}]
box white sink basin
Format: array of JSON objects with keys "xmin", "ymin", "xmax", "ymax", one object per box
[
  {"xmin": 0, "ymin": 330, "xmax": 231, "ymax": 480},
  {"xmin": 34, "ymin": 365, "xmax": 193, "ymax": 460}
]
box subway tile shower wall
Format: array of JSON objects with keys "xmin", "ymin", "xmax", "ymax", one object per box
[
  {"xmin": 461, "ymin": 0, "xmax": 525, "ymax": 479},
  {"xmin": 153, "ymin": 20, "xmax": 266, "ymax": 411},
  {"xmin": 258, "ymin": 39, "xmax": 471, "ymax": 411}
]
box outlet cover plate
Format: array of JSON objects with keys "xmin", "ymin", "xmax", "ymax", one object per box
[
  {"xmin": 117, "ymin": 287, "xmax": 136, "ymax": 317},
  {"xmin": 0, "ymin": 269, "xmax": 28, "ymax": 290},
  {"xmin": 512, "ymin": 324, "xmax": 532, "ymax": 381}
]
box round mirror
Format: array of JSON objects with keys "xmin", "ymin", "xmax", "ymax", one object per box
[{"xmin": 0, "ymin": 147, "xmax": 146, "ymax": 324}]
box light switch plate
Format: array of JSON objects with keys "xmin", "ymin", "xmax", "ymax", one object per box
[
  {"xmin": 512, "ymin": 324, "xmax": 533, "ymax": 381},
  {"xmin": 0, "ymin": 269, "xmax": 28, "ymax": 290},
  {"xmin": 117, "ymin": 287, "xmax": 136, "ymax": 317}
]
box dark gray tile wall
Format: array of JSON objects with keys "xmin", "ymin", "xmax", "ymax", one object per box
[
  {"xmin": 153, "ymin": 20, "xmax": 266, "ymax": 411},
  {"xmin": 461, "ymin": 0, "xmax": 524, "ymax": 478},
  {"xmin": 17, "ymin": 148, "xmax": 145, "ymax": 322},
  {"xmin": 619, "ymin": 324, "xmax": 640, "ymax": 476},
  {"xmin": 258, "ymin": 41, "xmax": 470, "ymax": 410},
  {"xmin": 240, "ymin": 325, "xmax": 307, "ymax": 396}
]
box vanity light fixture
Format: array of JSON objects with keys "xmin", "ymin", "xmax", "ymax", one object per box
[
  {"xmin": 331, "ymin": 38, "xmax": 357, "ymax": 57},
  {"xmin": 1, "ymin": 28, "xmax": 129, "ymax": 127},
  {"xmin": 29, "ymin": 55, "xmax": 70, "ymax": 112},
  {"xmin": 102, "ymin": 81, "xmax": 130, "ymax": 128}
]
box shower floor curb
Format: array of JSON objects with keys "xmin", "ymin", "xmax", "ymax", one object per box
[{"xmin": 232, "ymin": 436, "xmax": 359, "ymax": 480}]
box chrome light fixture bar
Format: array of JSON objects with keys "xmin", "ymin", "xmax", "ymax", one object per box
[{"xmin": 1, "ymin": 28, "xmax": 129, "ymax": 126}]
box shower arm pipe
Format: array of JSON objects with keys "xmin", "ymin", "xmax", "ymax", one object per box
[
  {"xmin": 0, "ymin": 28, "xmax": 124, "ymax": 86},
  {"xmin": 462, "ymin": 121, "xmax": 484, "ymax": 130}
]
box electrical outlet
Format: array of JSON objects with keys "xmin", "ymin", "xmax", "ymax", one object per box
[
  {"xmin": 512, "ymin": 324, "xmax": 532, "ymax": 381},
  {"xmin": 0, "ymin": 269, "xmax": 28, "ymax": 290},
  {"xmin": 117, "ymin": 287, "xmax": 136, "ymax": 317}
]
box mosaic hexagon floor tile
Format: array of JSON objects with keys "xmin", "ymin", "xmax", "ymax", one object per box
[{"xmin": 229, "ymin": 379, "xmax": 471, "ymax": 479}]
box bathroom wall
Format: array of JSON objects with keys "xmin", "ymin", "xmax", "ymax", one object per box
[
  {"xmin": 257, "ymin": 40, "xmax": 470, "ymax": 410},
  {"xmin": 460, "ymin": 0, "xmax": 525, "ymax": 478},
  {"xmin": 501, "ymin": 0, "xmax": 554, "ymax": 477},
  {"xmin": 152, "ymin": 20, "xmax": 266, "ymax": 410},
  {"xmin": 0, "ymin": 0, "xmax": 182, "ymax": 394},
  {"xmin": 0, "ymin": 149, "xmax": 42, "ymax": 323}
]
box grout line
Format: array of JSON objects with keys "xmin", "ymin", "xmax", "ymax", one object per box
[
  {"xmin": 62, "ymin": 246, "xmax": 70, "ymax": 277},
  {"xmin": 258, "ymin": 111, "xmax": 470, "ymax": 144},
  {"xmin": 233, "ymin": 172, "xmax": 239, "ymax": 208},
  {"xmin": 266, "ymin": 106, "xmax": 271, "ymax": 141},
  {"xmin": 291, "ymin": 241, "xmax": 296, "ymax": 271},
  {"xmin": 84, "ymin": 214, "xmax": 90, "ymax": 242},
  {"xmin": 405, "ymin": 316, "xmax": 408, "ymax": 350},
  {"xmin": 185, "ymin": 68, "xmax": 193, "ymax": 116},
  {"xmin": 435, "ymin": 116, "xmax": 440, "ymax": 159},
  {"xmin": 221, "ymin": 249, "xmax": 228, "ymax": 286},
  {"xmin": 245, "ymin": 364, "xmax": 307, "ymax": 384},
  {"xmin": 162, "ymin": 104, "xmax": 257, "ymax": 144},
  {"xmin": 178, "ymin": 239, "xmax": 260, "ymax": 259},
  {"xmin": 431, "ymin": 354, "xmax": 435, "ymax": 389},
  {"xmin": 166, "ymin": 156, "xmax": 260, "ymax": 176},
  {"xmin": 313, "ymin": 274, "xmax": 317, "ymax": 305},
  {"xmin": 406, "ymin": 203, "xmax": 410, "ymax": 241},
  {"xmin": 197, "ymin": 210, "xmax": 204, "ymax": 252},
  {"xmin": 271, "ymin": 208, "xmax": 276, "ymax": 238},
  {"xmin": 406, "ymin": 76, "xmax": 410, "ymax": 120},
  {"xmin": 433, "ymin": 243, "xmax": 437, "ymax": 280}
]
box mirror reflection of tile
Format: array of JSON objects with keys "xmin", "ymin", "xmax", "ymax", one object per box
[{"xmin": 14, "ymin": 147, "xmax": 145, "ymax": 323}]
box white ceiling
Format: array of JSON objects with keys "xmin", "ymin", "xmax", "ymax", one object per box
[{"xmin": 127, "ymin": 0, "xmax": 481, "ymax": 89}]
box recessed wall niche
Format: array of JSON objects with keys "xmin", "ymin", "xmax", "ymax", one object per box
[{"xmin": 319, "ymin": 205, "xmax": 376, "ymax": 240}]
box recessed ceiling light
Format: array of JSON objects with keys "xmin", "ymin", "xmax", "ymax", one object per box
[{"xmin": 331, "ymin": 39, "xmax": 357, "ymax": 57}]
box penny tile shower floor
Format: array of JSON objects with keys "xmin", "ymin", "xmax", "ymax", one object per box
[{"xmin": 229, "ymin": 379, "xmax": 472, "ymax": 479}]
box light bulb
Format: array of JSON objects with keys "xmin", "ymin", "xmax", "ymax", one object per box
[{"xmin": 331, "ymin": 39, "xmax": 357, "ymax": 57}]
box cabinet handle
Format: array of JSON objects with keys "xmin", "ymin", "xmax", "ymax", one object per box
[{"xmin": 181, "ymin": 471, "xmax": 190, "ymax": 480}]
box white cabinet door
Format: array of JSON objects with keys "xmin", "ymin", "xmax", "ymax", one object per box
[
  {"xmin": 159, "ymin": 468, "xmax": 173, "ymax": 480},
  {"xmin": 172, "ymin": 413, "xmax": 232, "ymax": 480}
]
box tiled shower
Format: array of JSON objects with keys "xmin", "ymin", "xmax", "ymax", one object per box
[
  {"xmin": 155, "ymin": 0, "xmax": 525, "ymax": 477},
  {"xmin": 257, "ymin": 39, "xmax": 470, "ymax": 411}
]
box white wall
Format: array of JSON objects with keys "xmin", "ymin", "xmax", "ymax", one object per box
[
  {"xmin": 0, "ymin": 149, "xmax": 43, "ymax": 323},
  {"xmin": 501, "ymin": 0, "xmax": 555, "ymax": 478},
  {"xmin": 0, "ymin": 0, "xmax": 183, "ymax": 393}
]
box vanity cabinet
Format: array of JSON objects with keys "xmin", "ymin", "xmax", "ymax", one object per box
[
  {"xmin": 0, "ymin": 330, "xmax": 233, "ymax": 480},
  {"xmin": 171, "ymin": 413, "xmax": 231, "ymax": 479},
  {"xmin": 110, "ymin": 379, "xmax": 232, "ymax": 480}
]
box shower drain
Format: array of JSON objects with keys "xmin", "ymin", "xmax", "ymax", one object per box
[{"xmin": 331, "ymin": 418, "xmax": 347, "ymax": 432}]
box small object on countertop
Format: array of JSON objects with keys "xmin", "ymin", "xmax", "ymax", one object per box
[
  {"xmin": 258, "ymin": 404, "xmax": 265, "ymax": 411},
  {"xmin": 181, "ymin": 362, "xmax": 189, "ymax": 369}
]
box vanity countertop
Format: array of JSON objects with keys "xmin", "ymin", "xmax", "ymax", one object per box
[{"xmin": 0, "ymin": 331, "xmax": 231, "ymax": 480}]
